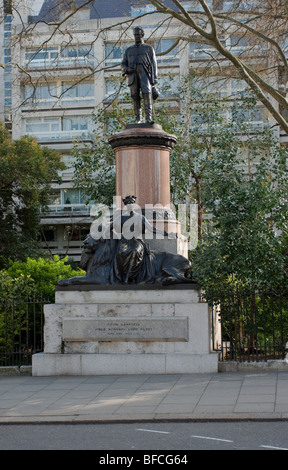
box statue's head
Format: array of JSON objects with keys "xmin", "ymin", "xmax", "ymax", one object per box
[
  {"xmin": 133, "ymin": 27, "xmax": 144, "ymax": 43},
  {"xmin": 123, "ymin": 195, "xmax": 137, "ymax": 206}
]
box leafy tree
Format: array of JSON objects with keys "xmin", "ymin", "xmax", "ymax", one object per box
[
  {"xmin": 168, "ymin": 76, "xmax": 242, "ymax": 240},
  {"xmin": 0, "ymin": 122, "xmax": 64, "ymax": 267},
  {"xmin": 73, "ymin": 94, "xmax": 133, "ymax": 206},
  {"xmin": 191, "ymin": 127, "xmax": 288, "ymax": 293}
]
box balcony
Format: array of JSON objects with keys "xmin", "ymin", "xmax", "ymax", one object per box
[
  {"xmin": 24, "ymin": 45, "xmax": 95, "ymax": 71},
  {"xmin": 26, "ymin": 130, "xmax": 94, "ymax": 142},
  {"xmin": 42, "ymin": 204, "xmax": 92, "ymax": 214},
  {"xmin": 40, "ymin": 204, "xmax": 93, "ymax": 225}
]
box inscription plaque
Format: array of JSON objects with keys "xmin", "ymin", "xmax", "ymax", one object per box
[{"xmin": 63, "ymin": 317, "xmax": 188, "ymax": 342}]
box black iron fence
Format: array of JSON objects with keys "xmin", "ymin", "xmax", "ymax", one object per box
[
  {"xmin": 0, "ymin": 291, "xmax": 288, "ymax": 366},
  {"xmin": 0, "ymin": 297, "xmax": 48, "ymax": 367},
  {"xmin": 209, "ymin": 290, "xmax": 288, "ymax": 362}
]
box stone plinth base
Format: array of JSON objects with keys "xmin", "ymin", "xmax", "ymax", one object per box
[
  {"xmin": 32, "ymin": 285, "xmax": 218, "ymax": 376},
  {"xmin": 32, "ymin": 352, "xmax": 218, "ymax": 375}
]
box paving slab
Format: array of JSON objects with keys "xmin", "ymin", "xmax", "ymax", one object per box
[{"xmin": 1, "ymin": 372, "xmax": 288, "ymax": 423}]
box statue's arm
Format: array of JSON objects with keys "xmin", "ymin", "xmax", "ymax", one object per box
[{"xmin": 122, "ymin": 49, "xmax": 134, "ymax": 75}]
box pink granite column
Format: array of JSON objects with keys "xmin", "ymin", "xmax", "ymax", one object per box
[{"xmin": 108, "ymin": 124, "xmax": 177, "ymax": 209}]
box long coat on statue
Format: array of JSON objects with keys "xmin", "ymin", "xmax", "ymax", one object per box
[{"xmin": 121, "ymin": 43, "xmax": 158, "ymax": 95}]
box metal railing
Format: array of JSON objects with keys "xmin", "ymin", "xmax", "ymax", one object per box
[
  {"xmin": 0, "ymin": 297, "xmax": 48, "ymax": 367},
  {"xmin": 1, "ymin": 290, "xmax": 287, "ymax": 366},
  {"xmin": 41, "ymin": 204, "xmax": 92, "ymax": 214},
  {"xmin": 209, "ymin": 290, "xmax": 288, "ymax": 362}
]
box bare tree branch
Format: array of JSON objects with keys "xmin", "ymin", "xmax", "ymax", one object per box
[{"xmin": 149, "ymin": 0, "xmax": 288, "ymax": 134}]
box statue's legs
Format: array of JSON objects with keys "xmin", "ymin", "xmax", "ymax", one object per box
[
  {"xmin": 143, "ymin": 93, "xmax": 154, "ymax": 124},
  {"xmin": 131, "ymin": 93, "xmax": 142, "ymax": 123}
]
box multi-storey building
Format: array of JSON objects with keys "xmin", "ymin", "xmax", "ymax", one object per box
[{"xmin": 1, "ymin": 0, "xmax": 283, "ymax": 260}]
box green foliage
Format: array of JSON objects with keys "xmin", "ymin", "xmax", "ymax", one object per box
[
  {"xmin": 73, "ymin": 99, "xmax": 134, "ymax": 206},
  {"xmin": 0, "ymin": 256, "xmax": 84, "ymax": 364},
  {"xmin": 4, "ymin": 256, "xmax": 84, "ymax": 301},
  {"xmin": 191, "ymin": 127, "xmax": 288, "ymax": 293},
  {"xmin": 0, "ymin": 122, "xmax": 64, "ymax": 267},
  {"xmin": 0, "ymin": 271, "xmax": 36, "ymax": 300}
]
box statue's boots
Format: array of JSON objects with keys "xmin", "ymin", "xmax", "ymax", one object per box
[
  {"xmin": 143, "ymin": 93, "xmax": 154, "ymax": 124},
  {"xmin": 133, "ymin": 97, "xmax": 142, "ymax": 123}
]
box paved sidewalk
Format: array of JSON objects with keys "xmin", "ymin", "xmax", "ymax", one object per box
[{"xmin": 1, "ymin": 371, "xmax": 288, "ymax": 424}]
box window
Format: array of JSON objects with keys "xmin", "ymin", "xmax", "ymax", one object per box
[
  {"xmin": 61, "ymin": 82, "xmax": 94, "ymax": 106},
  {"xmin": 25, "ymin": 46, "xmax": 59, "ymax": 67},
  {"xmin": 281, "ymin": 36, "xmax": 288, "ymax": 54},
  {"xmin": 224, "ymin": 1, "xmax": 255, "ymax": 9},
  {"xmin": 41, "ymin": 226, "xmax": 57, "ymax": 242},
  {"xmin": 190, "ymin": 75, "xmax": 250, "ymax": 100},
  {"xmin": 23, "ymin": 81, "xmax": 94, "ymax": 108},
  {"xmin": 231, "ymin": 107, "xmax": 267, "ymax": 130},
  {"xmin": 191, "ymin": 108, "xmax": 229, "ymax": 132},
  {"xmin": 227, "ymin": 34, "xmax": 248, "ymax": 55},
  {"xmin": 62, "ymin": 116, "xmax": 93, "ymax": 132},
  {"xmin": 48, "ymin": 190, "xmax": 61, "ymax": 205},
  {"xmin": 4, "ymin": 13, "xmax": 11, "ymax": 28},
  {"xmin": 24, "ymin": 116, "xmax": 94, "ymax": 139},
  {"xmin": 60, "ymin": 45, "xmax": 94, "ymax": 63},
  {"xmin": 4, "ymin": 0, "xmax": 12, "ymax": 14},
  {"xmin": 23, "ymin": 83, "xmax": 58, "ymax": 107},
  {"xmin": 105, "ymin": 42, "xmax": 132, "ymax": 66},
  {"xmin": 190, "ymin": 41, "xmax": 213, "ymax": 58},
  {"xmin": 157, "ymin": 75, "xmax": 179, "ymax": 97},
  {"xmin": 24, "ymin": 44, "xmax": 94, "ymax": 68},
  {"xmin": 25, "ymin": 117, "xmax": 60, "ymax": 134},
  {"xmin": 61, "ymin": 188, "xmax": 87, "ymax": 205},
  {"xmin": 155, "ymin": 39, "xmax": 179, "ymax": 63},
  {"xmin": 64, "ymin": 225, "xmax": 90, "ymax": 242},
  {"xmin": 105, "ymin": 79, "xmax": 126, "ymax": 99},
  {"xmin": 231, "ymin": 79, "xmax": 249, "ymax": 98},
  {"xmin": 190, "ymin": 37, "xmax": 225, "ymax": 58},
  {"xmin": 4, "ymin": 48, "xmax": 11, "ymax": 64},
  {"xmin": 4, "ymin": 15, "xmax": 12, "ymax": 119},
  {"xmin": 62, "ymin": 189, "xmax": 82, "ymax": 205},
  {"xmin": 190, "ymin": 76, "xmax": 227, "ymax": 97}
]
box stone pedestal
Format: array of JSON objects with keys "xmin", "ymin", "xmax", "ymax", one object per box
[
  {"xmin": 108, "ymin": 123, "xmax": 187, "ymax": 257},
  {"xmin": 32, "ymin": 285, "xmax": 219, "ymax": 376}
]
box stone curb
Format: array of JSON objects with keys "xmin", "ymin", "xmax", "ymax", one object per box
[
  {"xmin": 2, "ymin": 360, "xmax": 288, "ymax": 376},
  {"xmin": 218, "ymin": 360, "xmax": 288, "ymax": 372},
  {"xmin": 0, "ymin": 412, "xmax": 288, "ymax": 425}
]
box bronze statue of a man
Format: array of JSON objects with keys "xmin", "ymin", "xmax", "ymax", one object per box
[{"xmin": 122, "ymin": 27, "xmax": 158, "ymax": 124}]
